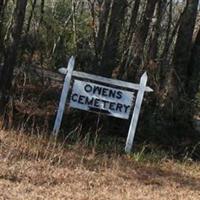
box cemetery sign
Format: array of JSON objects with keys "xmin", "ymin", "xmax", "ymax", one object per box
[
  {"xmin": 70, "ymin": 80, "xmax": 134, "ymax": 119},
  {"xmin": 53, "ymin": 56, "xmax": 153, "ymax": 153}
]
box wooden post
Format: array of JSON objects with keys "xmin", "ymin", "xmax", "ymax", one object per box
[
  {"xmin": 125, "ymin": 72, "xmax": 148, "ymax": 153},
  {"xmin": 52, "ymin": 56, "xmax": 75, "ymax": 137}
]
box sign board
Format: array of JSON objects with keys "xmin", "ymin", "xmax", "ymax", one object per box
[
  {"xmin": 53, "ymin": 56, "xmax": 153, "ymax": 153},
  {"xmin": 70, "ymin": 80, "xmax": 135, "ymax": 119}
]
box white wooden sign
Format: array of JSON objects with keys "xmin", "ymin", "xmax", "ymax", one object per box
[
  {"xmin": 53, "ymin": 56, "xmax": 153, "ymax": 153},
  {"xmin": 70, "ymin": 80, "xmax": 135, "ymax": 119}
]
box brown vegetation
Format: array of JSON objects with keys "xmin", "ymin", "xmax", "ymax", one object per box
[{"xmin": 0, "ymin": 130, "xmax": 200, "ymax": 200}]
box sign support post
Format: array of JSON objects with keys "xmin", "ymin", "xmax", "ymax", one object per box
[
  {"xmin": 125, "ymin": 72, "xmax": 148, "ymax": 153},
  {"xmin": 52, "ymin": 56, "xmax": 75, "ymax": 137}
]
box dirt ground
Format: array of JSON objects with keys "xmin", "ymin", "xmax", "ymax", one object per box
[{"xmin": 0, "ymin": 130, "xmax": 200, "ymax": 200}]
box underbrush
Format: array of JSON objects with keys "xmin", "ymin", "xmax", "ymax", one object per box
[
  {"xmin": 0, "ymin": 127, "xmax": 199, "ymax": 168},
  {"xmin": 1, "ymin": 118, "xmax": 200, "ymax": 199},
  {"xmin": 1, "ymin": 68, "xmax": 199, "ymax": 163}
]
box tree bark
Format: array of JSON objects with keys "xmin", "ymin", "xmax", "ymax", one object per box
[
  {"xmin": 161, "ymin": 0, "xmax": 199, "ymax": 131},
  {"xmin": 120, "ymin": 0, "xmax": 141, "ymax": 76},
  {"xmin": 96, "ymin": 0, "xmax": 112, "ymax": 58},
  {"xmin": 0, "ymin": 0, "xmax": 5, "ymax": 32},
  {"xmin": 0, "ymin": 0, "xmax": 7, "ymax": 24},
  {"xmin": 0, "ymin": 0, "xmax": 4, "ymax": 59},
  {"xmin": 26, "ymin": 0, "xmax": 37, "ymax": 34},
  {"xmin": 99, "ymin": 0, "xmax": 128, "ymax": 77},
  {"xmin": 133, "ymin": 0, "xmax": 158, "ymax": 59},
  {"xmin": 148, "ymin": 0, "xmax": 166, "ymax": 62},
  {"xmin": 39, "ymin": 0, "xmax": 44, "ymax": 27},
  {"xmin": 160, "ymin": 0, "xmax": 179, "ymax": 87},
  {"xmin": 126, "ymin": 0, "xmax": 140, "ymax": 45},
  {"xmin": 0, "ymin": 0, "xmax": 28, "ymax": 110},
  {"xmin": 170, "ymin": 0, "xmax": 199, "ymax": 99},
  {"xmin": 125, "ymin": 0, "xmax": 158, "ymax": 81},
  {"xmin": 187, "ymin": 28, "xmax": 200, "ymax": 98},
  {"xmin": 0, "ymin": 0, "xmax": 8, "ymax": 61}
]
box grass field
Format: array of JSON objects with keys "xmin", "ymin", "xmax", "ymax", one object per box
[{"xmin": 0, "ymin": 130, "xmax": 200, "ymax": 200}]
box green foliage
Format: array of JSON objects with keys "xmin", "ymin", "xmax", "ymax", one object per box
[
  {"xmin": 12, "ymin": 0, "xmax": 94, "ymax": 69},
  {"xmin": 130, "ymin": 144, "xmax": 169, "ymax": 163}
]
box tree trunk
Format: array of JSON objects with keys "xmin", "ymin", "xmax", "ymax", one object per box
[
  {"xmin": 0, "ymin": 0, "xmax": 4, "ymax": 59},
  {"xmin": 172, "ymin": 0, "xmax": 199, "ymax": 92},
  {"xmin": 160, "ymin": 0, "xmax": 179, "ymax": 87},
  {"xmin": 96, "ymin": 0, "xmax": 112, "ymax": 58},
  {"xmin": 0, "ymin": 0, "xmax": 5, "ymax": 33},
  {"xmin": 0, "ymin": 0, "xmax": 8, "ymax": 61},
  {"xmin": 125, "ymin": 0, "xmax": 158, "ymax": 81},
  {"xmin": 187, "ymin": 28, "xmax": 200, "ymax": 99},
  {"xmin": 0, "ymin": 0, "xmax": 28, "ymax": 111},
  {"xmin": 119, "ymin": 0, "xmax": 141, "ymax": 77},
  {"xmin": 26, "ymin": 0, "xmax": 37, "ymax": 34},
  {"xmin": 39, "ymin": 0, "xmax": 44, "ymax": 28},
  {"xmin": 133, "ymin": 0, "xmax": 158, "ymax": 58},
  {"xmin": 161, "ymin": 0, "xmax": 199, "ymax": 132},
  {"xmin": 148, "ymin": 0, "xmax": 166, "ymax": 62},
  {"xmin": 99, "ymin": 0, "xmax": 127, "ymax": 77},
  {"xmin": 126, "ymin": 0, "xmax": 140, "ymax": 45},
  {"xmin": 0, "ymin": 0, "xmax": 6, "ymax": 26}
]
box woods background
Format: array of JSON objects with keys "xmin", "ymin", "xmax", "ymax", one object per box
[{"xmin": 0, "ymin": 0, "xmax": 200, "ymax": 150}]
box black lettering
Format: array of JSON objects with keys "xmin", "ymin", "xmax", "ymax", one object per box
[
  {"xmin": 109, "ymin": 102, "xmax": 116, "ymax": 111},
  {"xmin": 101, "ymin": 99, "xmax": 109, "ymax": 109},
  {"xmin": 116, "ymin": 91, "xmax": 122, "ymax": 99},
  {"xmin": 124, "ymin": 105, "xmax": 130, "ymax": 113},
  {"xmin": 109, "ymin": 90, "xmax": 116, "ymax": 98},
  {"xmin": 84, "ymin": 84, "xmax": 92, "ymax": 93},
  {"xmin": 71, "ymin": 93, "xmax": 78, "ymax": 102},
  {"xmin": 102, "ymin": 88, "xmax": 109, "ymax": 97},
  {"xmin": 116, "ymin": 103, "xmax": 123, "ymax": 112},
  {"xmin": 78, "ymin": 95, "xmax": 85, "ymax": 104},
  {"xmin": 93, "ymin": 86, "xmax": 102, "ymax": 95},
  {"xmin": 94, "ymin": 98, "xmax": 100, "ymax": 107},
  {"xmin": 85, "ymin": 97, "xmax": 94, "ymax": 106}
]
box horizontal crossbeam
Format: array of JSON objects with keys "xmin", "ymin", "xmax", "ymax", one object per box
[{"xmin": 72, "ymin": 71, "xmax": 153, "ymax": 92}]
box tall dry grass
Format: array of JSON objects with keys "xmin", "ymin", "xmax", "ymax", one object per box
[{"xmin": 0, "ymin": 130, "xmax": 200, "ymax": 200}]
